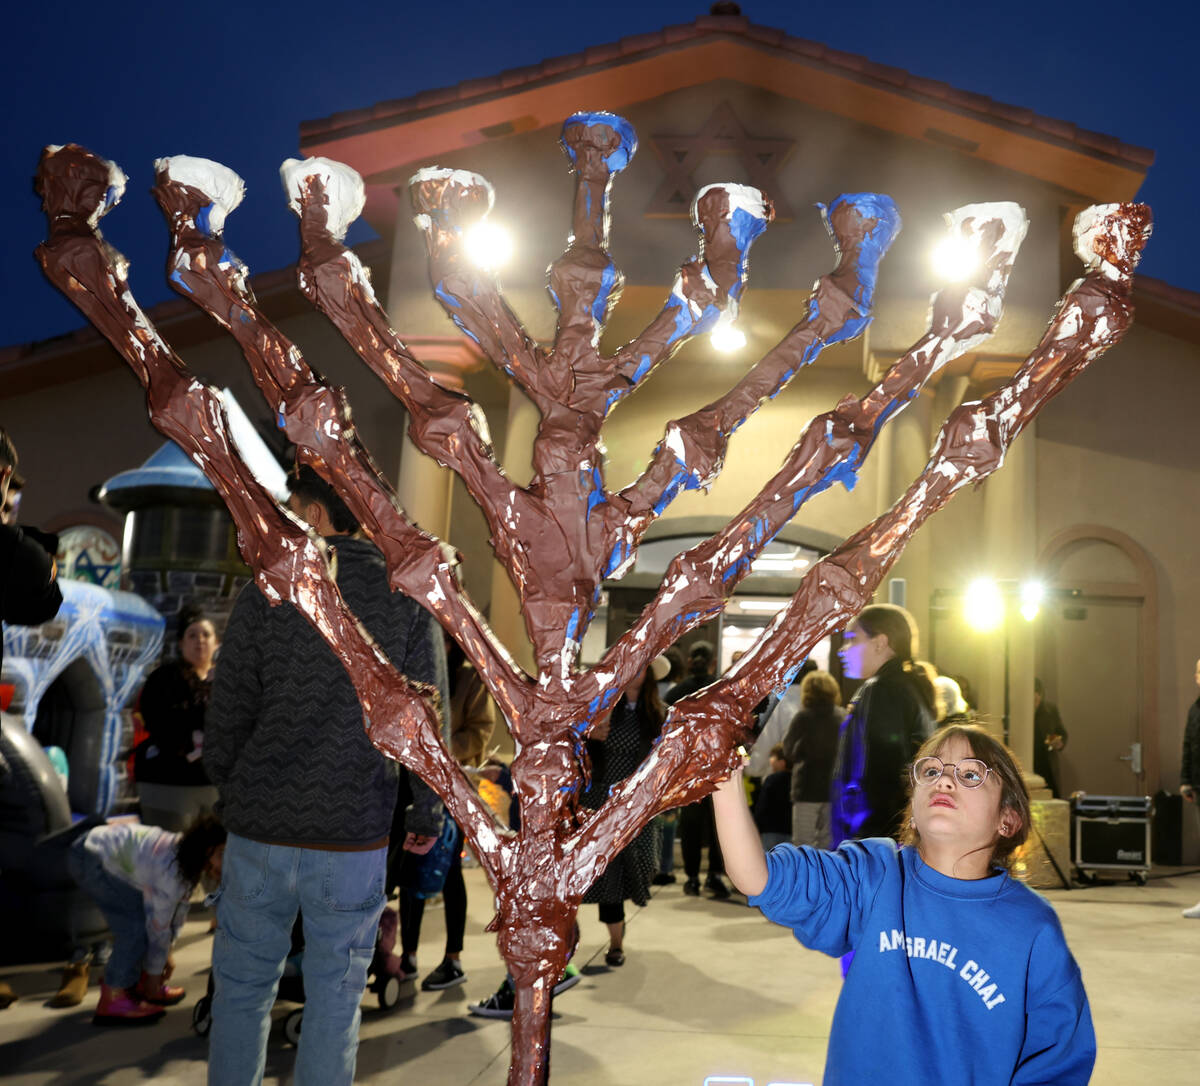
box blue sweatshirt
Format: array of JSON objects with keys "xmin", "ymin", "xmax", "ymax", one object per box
[{"xmin": 749, "ymin": 839, "xmax": 1095, "ymax": 1085}]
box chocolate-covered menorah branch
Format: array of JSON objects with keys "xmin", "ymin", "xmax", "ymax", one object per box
[{"xmin": 35, "ymin": 115, "xmax": 1149, "ymax": 1084}]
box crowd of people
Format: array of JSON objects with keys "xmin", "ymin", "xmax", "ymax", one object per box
[{"xmin": 5, "ymin": 418, "xmax": 1200, "ymax": 1082}]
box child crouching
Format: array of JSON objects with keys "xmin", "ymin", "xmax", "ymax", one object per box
[
  {"xmin": 67, "ymin": 813, "xmax": 225, "ymax": 1025},
  {"xmin": 713, "ymin": 723, "xmax": 1095, "ymax": 1085}
]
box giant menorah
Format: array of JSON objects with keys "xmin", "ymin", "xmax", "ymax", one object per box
[{"xmin": 35, "ymin": 112, "xmax": 1150, "ymax": 1083}]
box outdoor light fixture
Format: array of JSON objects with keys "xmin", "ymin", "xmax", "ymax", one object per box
[
  {"xmin": 735, "ymin": 599, "xmax": 790, "ymax": 613},
  {"xmin": 1019, "ymin": 580, "xmax": 1044, "ymax": 622},
  {"xmin": 931, "ymin": 235, "xmax": 980, "ymax": 283},
  {"xmin": 964, "ymin": 577, "xmax": 1004, "ymax": 632},
  {"xmin": 464, "ymin": 220, "xmax": 513, "ymax": 270},
  {"xmin": 710, "ymin": 311, "xmax": 747, "ymax": 353},
  {"xmin": 750, "ymin": 550, "xmax": 810, "ymax": 574}
]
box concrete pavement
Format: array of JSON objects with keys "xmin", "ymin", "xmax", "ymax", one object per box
[{"xmin": 2, "ymin": 862, "xmax": 1199, "ymax": 1084}]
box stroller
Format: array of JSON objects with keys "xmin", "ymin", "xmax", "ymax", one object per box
[{"xmin": 193, "ymin": 905, "xmax": 410, "ymax": 1043}]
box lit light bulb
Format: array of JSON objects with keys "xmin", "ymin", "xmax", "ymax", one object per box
[
  {"xmin": 710, "ymin": 312, "xmax": 746, "ymax": 354},
  {"xmin": 964, "ymin": 578, "xmax": 1004, "ymax": 632},
  {"xmin": 931, "ymin": 236, "xmax": 980, "ymax": 283},
  {"xmin": 464, "ymin": 221, "xmax": 513, "ymax": 270},
  {"xmin": 1019, "ymin": 581, "xmax": 1043, "ymax": 622}
]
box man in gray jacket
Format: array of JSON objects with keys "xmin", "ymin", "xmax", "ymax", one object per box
[{"xmin": 204, "ymin": 468, "xmax": 448, "ymax": 1086}]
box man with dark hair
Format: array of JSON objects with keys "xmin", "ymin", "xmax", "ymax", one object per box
[
  {"xmin": 204, "ymin": 466, "xmax": 449, "ymax": 1085},
  {"xmin": 665, "ymin": 640, "xmax": 730, "ymax": 899}
]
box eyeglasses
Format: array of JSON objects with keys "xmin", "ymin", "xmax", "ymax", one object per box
[{"xmin": 911, "ymin": 756, "xmax": 993, "ymax": 789}]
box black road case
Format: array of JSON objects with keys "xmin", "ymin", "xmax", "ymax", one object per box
[{"xmin": 1071, "ymin": 794, "xmax": 1152, "ymax": 885}]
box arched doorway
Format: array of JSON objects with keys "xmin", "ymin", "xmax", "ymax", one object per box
[{"xmin": 1036, "ymin": 526, "xmax": 1158, "ymax": 794}]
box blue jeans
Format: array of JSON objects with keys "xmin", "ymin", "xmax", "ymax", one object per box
[
  {"xmin": 67, "ymin": 836, "xmax": 146, "ymax": 989},
  {"xmin": 208, "ymin": 833, "xmax": 387, "ymax": 1086}
]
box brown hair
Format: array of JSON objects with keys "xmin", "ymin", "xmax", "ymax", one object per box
[
  {"xmin": 899, "ymin": 724, "xmax": 1031, "ymax": 871},
  {"xmin": 0, "ymin": 428, "xmax": 16, "ymax": 472},
  {"xmin": 800, "ymin": 669, "xmax": 841, "ymax": 709},
  {"xmin": 855, "ymin": 604, "xmax": 935, "ymax": 714}
]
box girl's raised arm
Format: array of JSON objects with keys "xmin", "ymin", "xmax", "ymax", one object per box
[{"xmin": 712, "ymin": 767, "xmax": 769, "ymax": 896}]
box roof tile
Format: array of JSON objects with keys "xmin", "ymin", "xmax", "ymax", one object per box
[
  {"xmin": 415, "ymin": 86, "xmax": 460, "ymax": 110},
  {"xmin": 501, "ymin": 65, "xmax": 541, "ymax": 88},
  {"xmin": 744, "ymin": 25, "xmax": 785, "ymax": 47},
  {"xmin": 619, "ymin": 31, "xmax": 665, "ymax": 54},
  {"xmin": 540, "ymin": 51, "xmax": 586, "ymax": 76},
  {"xmin": 458, "ymin": 75, "xmax": 503, "ymax": 99},
  {"xmin": 1035, "ymin": 115, "xmax": 1076, "ymax": 141},
  {"xmin": 991, "ymin": 102, "xmax": 1034, "ymax": 126},
  {"xmin": 584, "ymin": 42, "xmax": 623, "ymax": 65},
  {"xmin": 863, "ymin": 61, "xmax": 907, "ymax": 87},
  {"xmin": 780, "ymin": 34, "xmax": 825, "ymax": 59},
  {"xmin": 826, "ymin": 48, "xmax": 867, "ymax": 71}
]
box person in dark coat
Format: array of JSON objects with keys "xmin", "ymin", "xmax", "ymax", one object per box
[
  {"xmin": 1181, "ymin": 658, "xmax": 1200, "ymax": 919},
  {"xmin": 753, "ymin": 745, "xmax": 793, "ymax": 850},
  {"xmin": 1033, "ymin": 678, "xmax": 1069, "ymax": 798},
  {"xmin": 581, "ymin": 659, "xmax": 667, "ymax": 965},
  {"xmin": 0, "ymin": 428, "xmax": 62, "ymax": 679},
  {"xmin": 134, "ymin": 607, "xmax": 220, "ymax": 830},
  {"xmin": 830, "ymin": 604, "xmax": 935, "ymax": 847},
  {"xmin": 665, "ymin": 640, "xmax": 730, "ymax": 898},
  {"xmin": 781, "ymin": 669, "xmax": 843, "ymax": 848},
  {"xmin": 0, "ymin": 428, "xmax": 62, "ymax": 1011}
]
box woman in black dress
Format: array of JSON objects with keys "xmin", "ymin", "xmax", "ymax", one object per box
[
  {"xmin": 581, "ymin": 659, "xmax": 666, "ymax": 966},
  {"xmin": 134, "ymin": 606, "xmax": 219, "ymax": 830}
]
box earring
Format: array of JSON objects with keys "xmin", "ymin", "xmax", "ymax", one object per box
[{"xmin": 908, "ymin": 818, "xmax": 915, "ymax": 829}]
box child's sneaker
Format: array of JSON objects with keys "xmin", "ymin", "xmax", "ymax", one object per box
[
  {"xmin": 468, "ymin": 977, "xmax": 514, "ymax": 1019},
  {"xmin": 398, "ymin": 953, "xmax": 419, "ymax": 981},
  {"xmin": 92, "ymin": 984, "xmax": 165, "ymax": 1027},
  {"xmin": 136, "ymin": 972, "xmax": 185, "ymax": 1006},
  {"xmin": 421, "ymin": 958, "xmax": 467, "ymax": 990}
]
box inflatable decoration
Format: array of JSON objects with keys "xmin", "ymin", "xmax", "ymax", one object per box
[{"xmin": 1, "ymin": 579, "xmax": 163, "ymax": 961}]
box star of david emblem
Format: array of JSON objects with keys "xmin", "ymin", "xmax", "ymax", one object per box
[{"xmin": 646, "ymin": 102, "xmax": 795, "ymax": 219}]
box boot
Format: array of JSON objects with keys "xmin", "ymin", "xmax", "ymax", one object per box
[
  {"xmin": 92, "ymin": 984, "xmax": 165, "ymax": 1026},
  {"xmin": 50, "ymin": 961, "xmax": 90, "ymax": 1007},
  {"xmin": 137, "ymin": 970, "xmax": 185, "ymax": 1006}
]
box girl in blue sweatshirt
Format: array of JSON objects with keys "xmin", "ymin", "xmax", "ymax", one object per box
[{"xmin": 713, "ymin": 723, "xmax": 1095, "ymax": 1085}]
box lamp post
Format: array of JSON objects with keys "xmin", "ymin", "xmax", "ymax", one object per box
[{"xmin": 958, "ymin": 578, "xmax": 1042, "ymax": 745}]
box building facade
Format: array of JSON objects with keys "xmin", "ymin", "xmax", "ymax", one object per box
[{"xmin": 4, "ymin": 12, "xmax": 1197, "ymax": 856}]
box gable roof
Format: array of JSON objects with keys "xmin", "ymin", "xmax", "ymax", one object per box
[{"xmin": 300, "ymin": 10, "xmax": 1153, "ymax": 243}]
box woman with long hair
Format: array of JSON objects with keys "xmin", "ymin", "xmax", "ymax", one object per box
[
  {"xmin": 134, "ymin": 606, "xmax": 220, "ymax": 830},
  {"xmin": 580, "ymin": 658, "xmax": 668, "ymax": 966},
  {"xmin": 782, "ymin": 669, "xmax": 843, "ymax": 848},
  {"xmin": 831, "ymin": 603, "xmax": 936, "ymax": 847}
]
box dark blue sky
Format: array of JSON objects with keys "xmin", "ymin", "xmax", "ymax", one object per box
[{"xmin": 5, "ymin": 1, "xmax": 1189, "ymax": 348}]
